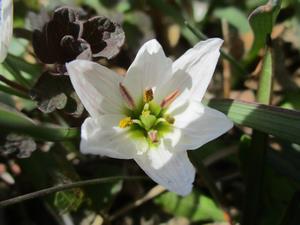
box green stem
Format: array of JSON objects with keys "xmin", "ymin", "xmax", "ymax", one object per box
[
  {"xmin": 0, "ymin": 74, "xmax": 29, "ymax": 93},
  {"xmin": 242, "ymin": 131, "xmax": 267, "ymax": 225},
  {"xmin": 0, "ymin": 107, "xmax": 79, "ymax": 141},
  {"xmin": 0, "ymin": 83, "xmax": 29, "ymax": 99},
  {"xmin": 0, "ymin": 176, "xmax": 147, "ymax": 208},
  {"xmin": 242, "ymin": 40, "xmax": 273, "ymax": 225},
  {"xmin": 189, "ymin": 152, "xmax": 231, "ymax": 223},
  {"xmin": 185, "ymin": 21, "xmax": 246, "ymax": 75},
  {"xmin": 3, "ymin": 57, "xmax": 31, "ymax": 88}
]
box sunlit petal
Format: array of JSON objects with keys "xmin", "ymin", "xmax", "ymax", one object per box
[
  {"xmin": 66, "ymin": 60, "xmax": 125, "ymax": 117},
  {"xmin": 123, "ymin": 39, "xmax": 173, "ymax": 104},
  {"xmin": 134, "ymin": 146, "xmax": 195, "ymax": 196},
  {"xmin": 167, "ymin": 38, "xmax": 223, "ymax": 105},
  {"xmin": 172, "ymin": 100, "xmax": 233, "ymax": 150},
  {"xmin": 0, "ymin": 0, "xmax": 13, "ymax": 63},
  {"xmin": 81, "ymin": 116, "xmax": 141, "ymax": 159}
]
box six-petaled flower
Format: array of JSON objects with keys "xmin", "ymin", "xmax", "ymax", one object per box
[{"xmin": 66, "ymin": 38, "xmax": 233, "ymax": 196}]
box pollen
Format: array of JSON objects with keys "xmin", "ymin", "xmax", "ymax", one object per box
[
  {"xmin": 119, "ymin": 117, "xmax": 133, "ymax": 128},
  {"xmin": 143, "ymin": 88, "xmax": 154, "ymax": 103}
]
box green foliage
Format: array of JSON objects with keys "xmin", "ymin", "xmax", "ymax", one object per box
[
  {"xmin": 54, "ymin": 188, "xmax": 84, "ymax": 213},
  {"xmin": 247, "ymin": 0, "xmax": 281, "ymax": 60},
  {"xmin": 214, "ymin": 7, "xmax": 251, "ymax": 34},
  {"xmin": 0, "ymin": 104, "xmax": 79, "ymax": 141},
  {"xmin": 84, "ymin": 163, "xmax": 123, "ymax": 211},
  {"xmin": 1, "ymin": 0, "xmax": 300, "ymax": 224},
  {"xmin": 207, "ymin": 99, "xmax": 300, "ymax": 144},
  {"xmin": 154, "ymin": 190, "xmax": 225, "ymax": 222}
]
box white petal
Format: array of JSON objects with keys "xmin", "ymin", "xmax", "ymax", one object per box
[
  {"xmin": 172, "ymin": 100, "xmax": 233, "ymax": 150},
  {"xmin": 66, "ymin": 60, "xmax": 125, "ymax": 117},
  {"xmin": 81, "ymin": 115, "xmax": 140, "ymax": 159},
  {"xmin": 0, "ymin": 0, "xmax": 13, "ymax": 63},
  {"xmin": 166, "ymin": 38, "xmax": 223, "ymax": 105},
  {"xmin": 134, "ymin": 145, "xmax": 195, "ymax": 196},
  {"xmin": 123, "ymin": 39, "xmax": 173, "ymax": 104}
]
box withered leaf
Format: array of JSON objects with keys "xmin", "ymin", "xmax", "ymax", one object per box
[
  {"xmin": 30, "ymin": 72, "xmax": 84, "ymax": 116},
  {"xmin": 32, "ymin": 7, "xmax": 125, "ymax": 65},
  {"xmin": 81, "ymin": 16, "xmax": 125, "ymax": 59}
]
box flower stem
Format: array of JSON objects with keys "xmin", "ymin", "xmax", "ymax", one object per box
[
  {"xmin": 3, "ymin": 59, "xmax": 31, "ymax": 88},
  {"xmin": 0, "ymin": 176, "xmax": 147, "ymax": 208},
  {"xmin": 242, "ymin": 37, "xmax": 273, "ymax": 225},
  {"xmin": 190, "ymin": 153, "xmax": 233, "ymax": 224},
  {"xmin": 0, "ymin": 83, "xmax": 29, "ymax": 99},
  {"xmin": 0, "ymin": 74, "xmax": 29, "ymax": 93},
  {"xmin": 191, "ymin": 154, "xmax": 226, "ymax": 206},
  {"xmin": 109, "ymin": 185, "xmax": 165, "ymax": 221},
  {"xmin": 0, "ymin": 106, "xmax": 80, "ymax": 141}
]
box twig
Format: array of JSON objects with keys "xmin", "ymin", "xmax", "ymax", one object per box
[
  {"xmin": 221, "ymin": 19, "xmax": 232, "ymax": 98},
  {"xmin": 0, "ymin": 176, "xmax": 147, "ymax": 208},
  {"xmin": 109, "ymin": 185, "xmax": 166, "ymax": 221}
]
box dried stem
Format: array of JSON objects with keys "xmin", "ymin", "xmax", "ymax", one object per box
[
  {"xmin": 109, "ymin": 185, "xmax": 166, "ymax": 221},
  {"xmin": 0, "ymin": 176, "xmax": 147, "ymax": 208},
  {"xmin": 221, "ymin": 19, "xmax": 232, "ymax": 98}
]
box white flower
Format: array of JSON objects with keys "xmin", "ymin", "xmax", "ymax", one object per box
[
  {"xmin": 0, "ymin": 0, "xmax": 13, "ymax": 63},
  {"xmin": 66, "ymin": 38, "xmax": 233, "ymax": 196}
]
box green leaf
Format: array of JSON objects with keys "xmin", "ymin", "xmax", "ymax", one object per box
[
  {"xmin": 214, "ymin": 7, "xmax": 251, "ymax": 34},
  {"xmin": 54, "ymin": 188, "xmax": 84, "ymax": 213},
  {"xmin": 280, "ymin": 91, "xmax": 300, "ymax": 110},
  {"xmin": 257, "ymin": 47, "xmax": 273, "ymax": 103},
  {"xmin": 84, "ymin": 163, "xmax": 123, "ymax": 211},
  {"xmin": 247, "ymin": 0, "xmax": 281, "ymax": 60},
  {"xmin": 0, "ymin": 104, "xmax": 79, "ymax": 141},
  {"xmin": 154, "ymin": 190, "xmax": 225, "ymax": 222},
  {"xmin": 3, "ymin": 54, "xmax": 42, "ymax": 88},
  {"xmin": 206, "ymin": 99, "xmax": 300, "ymax": 144}
]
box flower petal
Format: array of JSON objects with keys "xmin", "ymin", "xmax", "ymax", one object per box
[
  {"xmin": 81, "ymin": 115, "xmax": 141, "ymax": 159},
  {"xmin": 172, "ymin": 100, "xmax": 233, "ymax": 150},
  {"xmin": 165, "ymin": 38, "xmax": 223, "ymax": 106},
  {"xmin": 0, "ymin": 0, "xmax": 13, "ymax": 63},
  {"xmin": 123, "ymin": 39, "xmax": 173, "ymax": 104},
  {"xmin": 66, "ymin": 60, "xmax": 125, "ymax": 117},
  {"xmin": 134, "ymin": 145, "xmax": 195, "ymax": 196}
]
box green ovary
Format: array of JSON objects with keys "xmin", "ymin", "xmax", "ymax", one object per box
[{"xmin": 119, "ymin": 100, "xmax": 174, "ymax": 146}]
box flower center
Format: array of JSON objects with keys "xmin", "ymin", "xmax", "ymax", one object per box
[{"xmin": 118, "ymin": 85, "xmax": 177, "ymax": 146}]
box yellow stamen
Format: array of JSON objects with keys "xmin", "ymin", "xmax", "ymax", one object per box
[
  {"xmin": 119, "ymin": 117, "xmax": 133, "ymax": 128},
  {"xmin": 143, "ymin": 88, "xmax": 154, "ymax": 103}
]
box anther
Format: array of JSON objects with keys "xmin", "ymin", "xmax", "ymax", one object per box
[
  {"xmin": 119, "ymin": 117, "xmax": 133, "ymax": 128},
  {"xmin": 143, "ymin": 88, "xmax": 153, "ymax": 103}
]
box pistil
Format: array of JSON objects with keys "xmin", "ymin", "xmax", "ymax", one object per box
[{"xmin": 118, "ymin": 87, "xmax": 178, "ymax": 145}]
